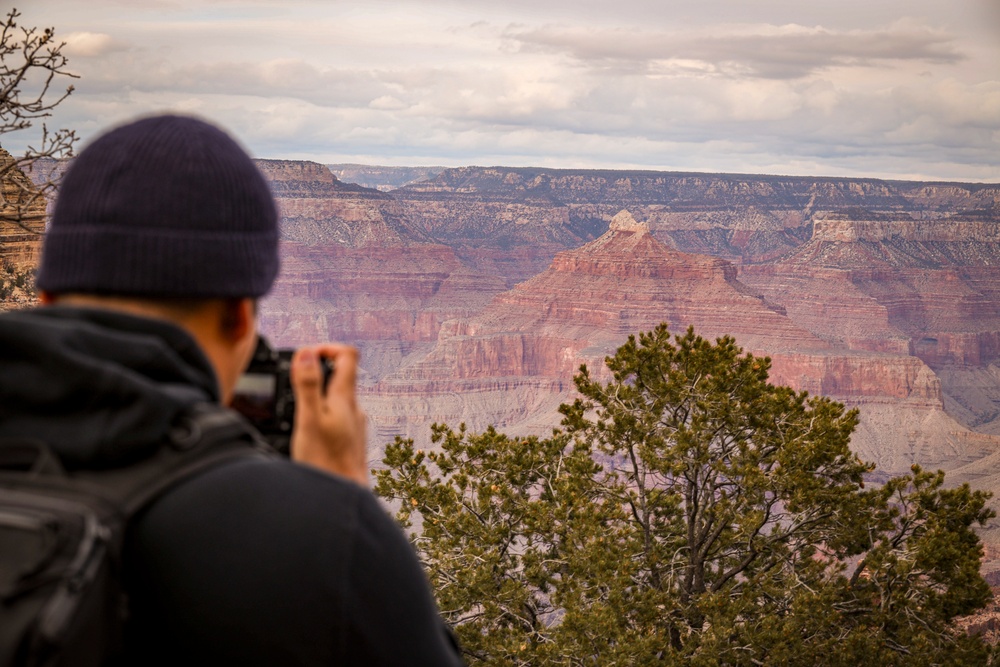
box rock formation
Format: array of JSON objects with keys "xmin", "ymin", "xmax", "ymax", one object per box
[
  {"xmin": 0, "ymin": 148, "xmax": 47, "ymax": 309},
  {"xmin": 327, "ymin": 164, "xmax": 445, "ymax": 192},
  {"xmin": 738, "ymin": 209, "xmax": 1000, "ymax": 439},
  {"xmin": 363, "ymin": 214, "xmax": 994, "ymax": 479},
  {"xmin": 256, "ymin": 161, "xmax": 507, "ymax": 378},
  {"xmin": 260, "ymin": 242, "xmax": 507, "ymax": 378},
  {"xmin": 14, "ymin": 154, "xmax": 1000, "ymax": 570},
  {"xmin": 249, "ymin": 165, "xmax": 1000, "ymax": 480},
  {"xmin": 0, "ymin": 148, "xmax": 46, "ymax": 267},
  {"xmin": 394, "ymin": 167, "xmax": 1000, "ymax": 265},
  {"xmin": 256, "ymin": 159, "xmax": 420, "ymax": 247}
]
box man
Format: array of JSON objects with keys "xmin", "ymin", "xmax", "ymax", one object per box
[{"xmin": 0, "ymin": 114, "xmax": 464, "ymax": 665}]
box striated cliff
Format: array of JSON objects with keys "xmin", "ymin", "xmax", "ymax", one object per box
[
  {"xmin": 394, "ymin": 167, "xmax": 1000, "ymax": 264},
  {"xmin": 255, "ymin": 159, "xmax": 428, "ymax": 247},
  {"xmin": 412, "ymin": 168, "xmax": 999, "ymax": 216},
  {"xmin": 260, "ymin": 241, "xmax": 506, "ymax": 378},
  {"xmin": 0, "ymin": 148, "xmax": 47, "ymax": 268},
  {"xmin": 738, "ymin": 209, "xmax": 1000, "ymax": 439},
  {"xmin": 12, "ymin": 153, "xmax": 1000, "ymax": 572},
  {"xmin": 811, "ymin": 216, "xmax": 1000, "ymax": 244},
  {"xmin": 256, "ymin": 161, "xmax": 506, "ymax": 377},
  {"xmin": 360, "ymin": 212, "xmax": 993, "ymax": 476},
  {"xmin": 328, "ymin": 164, "xmax": 445, "ymax": 192}
]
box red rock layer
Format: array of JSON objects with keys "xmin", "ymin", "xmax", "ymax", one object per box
[
  {"xmin": 260, "ymin": 242, "xmax": 506, "ymax": 377},
  {"xmin": 365, "ymin": 220, "xmax": 949, "ymax": 465},
  {"xmin": 256, "ymin": 161, "xmax": 508, "ymax": 375},
  {"xmin": 739, "ymin": 213, "xmax": 1000, "ymax": 371},
  {"xmin": 256, "ymin": 159, "xmax": 423, "ymax": 247}
]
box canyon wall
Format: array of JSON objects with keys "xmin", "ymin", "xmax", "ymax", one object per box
[
  {"xmin": 394, "ymin": 168, "xmax": 999, "ymax": 265},
  {"xmin": 257, "ymin": 160, "xmax": 506, "ymax": 378},
  {"xmin": 10, "ymin": 156, "xmax": 1000, "ymax": 568},
  {"xmin": 738, "ymin": 208, "xmax": 1000, "ymax": 440},
  {"xmin": 251, "ymin": 165, "xmax": 1000, "ymax": 471},
  {"xmin": 0, "ymin": 149, "xmax": 46, "ymax": 268},
  {"xmin": 361, "ymin": 212, "xmax": 993, "ymax": 476},
  {"xmin": 328, "ymin": 164, "xmax": 445, "ymax": 192}
]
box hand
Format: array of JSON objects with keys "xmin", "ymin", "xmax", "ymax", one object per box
[{"xmin": 289, "ymin": 344, "xmax": 369, "ymax": 486}]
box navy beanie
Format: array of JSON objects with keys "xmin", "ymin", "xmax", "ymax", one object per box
[{"xmin": 37, "ymin": 114, "xmax": 279, "ymax": 298}]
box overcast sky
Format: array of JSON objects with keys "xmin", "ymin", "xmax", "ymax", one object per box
[{"xmin": 11, "ymin": 0, "xmax": 1000, "ymax": 181}]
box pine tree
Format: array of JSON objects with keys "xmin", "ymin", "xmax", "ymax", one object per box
[{"xmin": 376, "ymin": 324, "xmax": 995, "ymax": 665}]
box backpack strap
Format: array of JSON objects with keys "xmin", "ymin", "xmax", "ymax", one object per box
[
  {"xmin": 0, "ymin": 439, "xmax": 66, "ymax": 476},
  {"xmin": 74, "ymin": 402, "xmax": 279, "ymax": 519},
  {"xmin": 0, "ymin": 404, "xmax": 278, "ymax": 667},
  {"xmin": 121, "ymin": 403, "xmax": 276, "ymax": 515}
]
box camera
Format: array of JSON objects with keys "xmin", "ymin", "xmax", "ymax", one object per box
[{"xmin": 231, "ymin": 336, "xmax": 333, "ymax": 454}]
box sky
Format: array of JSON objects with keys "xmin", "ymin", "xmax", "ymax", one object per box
[{"xmin": 10, "ymin": 0, "xmax": 1000, "ymax": 182}]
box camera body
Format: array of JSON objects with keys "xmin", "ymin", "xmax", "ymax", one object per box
[
  {"xmin": 232, "ymin": 337, "xmax": 335, "ymax": 454},
  {"xmin": 231, "ymin": 337, "xmax": 296, "ymax": 454}
]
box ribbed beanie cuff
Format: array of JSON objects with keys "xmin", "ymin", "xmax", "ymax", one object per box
[
  {"xmin": 39, "ymin": 226, "xmax": 278, "ymax": 298},
  {"xmin": 37, "ymin": 114, "xmax": 279, "ymax": 298}
]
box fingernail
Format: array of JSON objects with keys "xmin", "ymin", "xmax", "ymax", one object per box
[{"xmin": 298, "ymin": 349, "xmax": 316, "ymax": 366}]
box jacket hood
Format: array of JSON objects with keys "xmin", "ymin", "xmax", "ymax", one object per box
[{"xmin": 0, "ymin": 306, "xmax": 220, "ymax": 469}]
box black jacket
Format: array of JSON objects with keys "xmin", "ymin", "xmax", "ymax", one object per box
[{"xmin": 0, "ymin": 306, "xmax": 464, "ymax": 666}]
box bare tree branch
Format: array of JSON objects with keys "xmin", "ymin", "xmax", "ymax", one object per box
[{"xmin": 0, "ymin": 7, "xmax": 78, "ymax": 235}]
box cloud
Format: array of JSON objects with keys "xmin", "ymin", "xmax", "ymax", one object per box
[
  {"xmin": 62, "ymin": 32, "xmax": 125, "ymax": 57},
  {"xmin": 504, "ymin": 20, "xmax": 966, "ymax": 79},
  {"xmin": 52, "ymin": 41, "xmax": 996, "ymax": 182},
  {"xmin": 12, "ymin": 0, "xmax": 1000, "ymax": 183},
  {"xmin": 70, "ymin": 55, "xmax": 388, "ymax": 108},
  {"xmin": 369, "ymin": 95, "xmax": 408, "ymax": 110}
]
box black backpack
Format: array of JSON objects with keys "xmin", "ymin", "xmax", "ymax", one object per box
[{"xmin": 0, "ymin": 404, "xmax": 273, "ymax": 667}]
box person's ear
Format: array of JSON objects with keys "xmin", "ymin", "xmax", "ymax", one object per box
[{"xmin": 219, "ymin": 297, "xmax": 256, "ymax": 343}]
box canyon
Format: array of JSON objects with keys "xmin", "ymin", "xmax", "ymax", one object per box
[
  {"xmin": 9, "ymin": 156, "xmax": 1000, "ymax": 572},
  {"xmin": 0, "ymin": 149, "xmax": 46, "ymax": 307},
  {"xmin": 255, "ymin": 162, "xmax": 1000, "ymax": 572},
  {"xmin": 0, "ymin": 148, "xmax": 46, "ymax": 268},
  {"xmin": 327, "ymin": 164, "xmax": 445, "ymax": 192}
]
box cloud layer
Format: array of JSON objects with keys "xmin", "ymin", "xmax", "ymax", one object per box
[
  {"xmin": 8, "ymin": 1, "xmax": 1000, "ymax": 181},
  {"xmin": 506, "ymin": 20, "xmax": 967, "ymax": 78}
]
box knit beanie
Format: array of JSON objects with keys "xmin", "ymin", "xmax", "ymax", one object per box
[{"xmin": 37, "ymin": 114, "xmax": 279, "ymax": 298}]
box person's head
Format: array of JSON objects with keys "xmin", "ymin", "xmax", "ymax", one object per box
[{"xmin": 36, "ymin": 114, "xmax": 280, "ymax": 402}]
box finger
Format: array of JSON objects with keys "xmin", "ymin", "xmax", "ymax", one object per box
[
  {"xmin": 313, "ymin": 344, "xmax": 359, "ymax": 396},
  {"xmin": 291, "ymin": 346, "xmax": 324, "ymax": 417}
]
